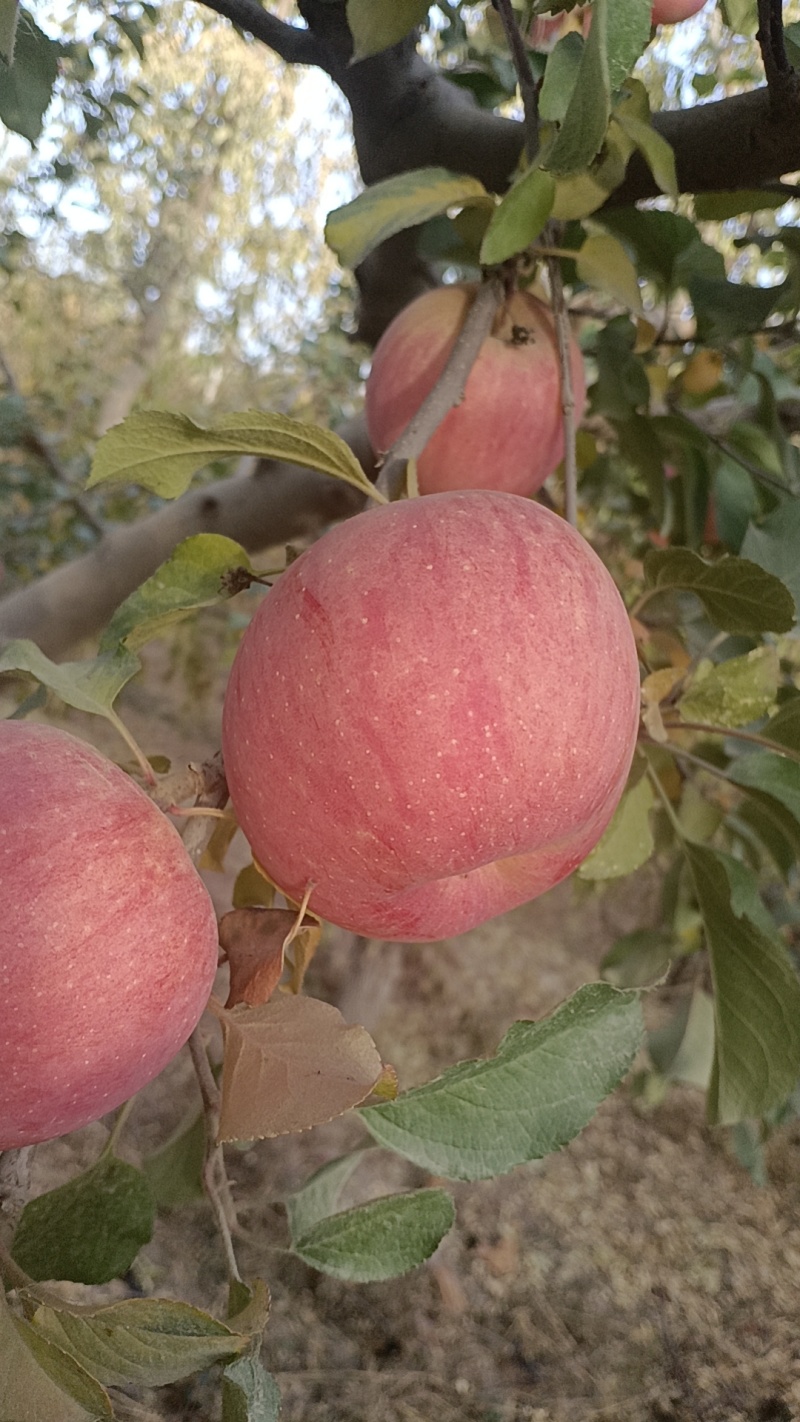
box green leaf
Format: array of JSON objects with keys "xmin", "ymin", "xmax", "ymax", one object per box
[
  {"xmin": 100, "ymin": 534, "xmax": 253, "ymax": 652},
  {"xmin": 764, "ymin": 697, "xmax": 800, "ymax": 753},
  {"xmin": 684, "ymin": 843, "xmax": 800, "ymax": 1125},
  {"xmin": 648, "ymin": 988, "xmax": 715, "ymax": 1089},
  {"xmin": 688, "ymin": 273, "xmax": 787, "ymax": 344},
  {"xmin": 643, "ymin": 547, "xmax": 796, "ymax": 634},
  {"xmin": 479, "ymin": 165, "xmax": 554, "ymax": 266},
  {"xmin": 361, "ymin": 983, "xmax": 641, "ymax": 1180},
  {"xmin": 539, "ymin": 31, "xmax": 583, "ymax": 123},
  {"xmin": 614, "ymin": 107, "xmax": 677, "ymax": 199},
  {"xmin": 0, "ymin": 640, "xmax": 141, "ymax": 716},
  {"xmin": 598, "ymin": 208, "xmax": 698, "ymax": 290},
  {"xmin": 0, "ymin": 1291, "xmax": 112, "ymax": 1422},
  {"xmin": 324, "ymin": 167, "xmax": 492, "ymax": 270},
  {"xmin": 345, "ymin": 0, "xmax": 429, "ymax": 59},
  {"xmin": 291, "ymin": 1188, "xmax": 455, "ymax": 1282},
  {"xmin": 142, "ymin": 1111, "xmax": 206, "ymax": 1208},
  {"xmin": 591, "ymin": 315, "xmax": 650, "ymax": 420},
  {"xmin": 0, "ymin": 8, "xmax": 60, "ymax": 141},
  {"xmin": 285, "ymin": 1149, "xmax": 370, "ymax": 1243},
  {"xmin": 222, "ymin": 1357, "xmax": 282, "ymax": 1422},
  {"xmin": 12, "ymin": 1155, "xmax": 155, "ymax": 1285},
  {"xmin": 741, "ymin": 501, "xmax": 800, "ymax": 623},
  {"xmin": 578, "ymin": 775, "xmax": 654, "ymax": 880},
  {"xmin": 575, "ymin": 232, "xmax": 642, "ymax": 311},
  {"xmin": 680, "ymin": 647, "xmax": 780, "ymax": 728},
  {"xmin": 601, "ymin": 929, "xmax": 674, "ymax": 988},
  {"xmin": 695, "ymin": 190, "xmax": 791, "ymax": 221},
  {"xmin": 32, "ymin": 1298, "xmax": 249, "ymax": 1388},
  {"xmin": 87, "ymin": 409, "xmax": 377, "ymax": 503},
  {"xmin": 547, "ymin": 0, "xmax": 610, "ymax": 175},
  {"xmin": 727, "ymin": 752, "xmax": 800, "ymax": 824},
  {"xmin": 0, "ymin": 0, "xmax": 19, "ymax": 64},
  {"xmin": 606, "ymin": 0, "xmax": 652, "ymax": 89}
]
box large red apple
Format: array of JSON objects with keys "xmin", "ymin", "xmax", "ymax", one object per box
[
  {"xmin": 364, "ymin": 285, "xmax": 586, "ymax": 497},
  {"xmin": 651, "ymin": 0, "xmax": 706, "ymax": 22},
  {"xmin": 0, "ymin": 722, "xmax": 219, "ymax": 1148},
  {"xmin": 222, "ymin": 491, "xmax": 640, "ymax": 942}
]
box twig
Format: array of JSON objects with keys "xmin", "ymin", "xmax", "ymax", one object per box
[
  {"xmin": 181, "ymin": 750, "xmax": 230, "ymax": 861},
  {"xmin": 188, "ymin": 1028, "xmax": 242, "ymax": 1284},
  {"xmin": 197, "ymin": 0, "xmax": 328, "ymax": 68},
  {"xmin": 0, "ymin": 349, "xmax": 105, "ymax": 539},
  {"xmin": 375, "ymin": 275, "xmax": 504, "ymax": 499},
  {"xmin": 661, "ymin": 718, "xmax": 800, "ymax": 765},
  {"xmin": 676, "ymin": 409, "xmax": 800, "ymax": 498},
  {"xmin": 492, "ymin": 0, "xmax": 539, "ymax": 161},
  {"xmin": 544, "ymin": 228, "xmax": 579, "ymax": 527}
]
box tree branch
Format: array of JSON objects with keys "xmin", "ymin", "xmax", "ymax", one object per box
[
  {"xmin": 493, "ymin": 0, "xmax": 539, "ymax": 162},
  {"xmin": 197, "ymin": 0, "xmax": 328, "ymax": 67},
  {"xmin": 757, "ymin": 0, "xmax": 798, "ymax": 108}
]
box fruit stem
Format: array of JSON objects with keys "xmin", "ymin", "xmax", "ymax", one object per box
[
  {"xmin": 107, "ymin": 709, "xmax": 157, "ymax": 786},
  {"xmin": 188, "ymin": 1029, "xmax": 243, "ymax": 1285},
  {"xmin": 375, "ymin": 274, "xmax": 504, "ymax": 500}
]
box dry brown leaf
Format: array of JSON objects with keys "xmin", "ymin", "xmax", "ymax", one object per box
[
  {"xmin": 285, "ymin": 920, "xmax": 321, "ymax": 994},
  {"xmin": 220, "ymin": 907, "xmax": 303, "ymax": 1008},
  {"xmin": 217, "ymin": 994, "xmax": 384, "ymax": 1142}
]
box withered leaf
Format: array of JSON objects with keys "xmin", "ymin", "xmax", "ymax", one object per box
[
  {"xmin": 220, "ymin": 908, "xmax": 318, "ymax": 1008},
  {"xmin": 217, "ymin": 995, "xmax": 384, "ymax": 1142}
]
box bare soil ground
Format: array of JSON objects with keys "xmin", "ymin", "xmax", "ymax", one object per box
[{"xmin": 9, "ymin": 645, "xmax": 800, "ymax": 1422}]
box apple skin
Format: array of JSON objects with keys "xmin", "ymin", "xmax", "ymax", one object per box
[
  {"xmin": 364, "ymin": 285, "xmax": 587, "ymax": 498},
  {"xmin": 651, "ymin": 0, "xmax": 706, "ymax": 21},
  {"xmin": 0, "ymin": 722, "xmax": 220, "ymax": 1148},
  {"xmin": 222, "ymin": 491, "xmax": 640, "ymax": 942}
]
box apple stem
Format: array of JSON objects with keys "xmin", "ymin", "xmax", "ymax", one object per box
[
  {"xmin": 375, "ymin": 275, "xmax": 505, "ymax": 500},
  {"xmin": 188, "ymin": 1028, "xmax": 243, "ymax": 1284}
]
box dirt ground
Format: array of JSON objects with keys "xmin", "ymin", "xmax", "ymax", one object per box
[{"xmin": 8, "ymin": 640, "xmax": 800, "ymax": 1422}]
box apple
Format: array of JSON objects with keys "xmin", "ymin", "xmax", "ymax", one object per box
[
  {"xmin": 222, "ymin": 491, "xmax": 640, "ymax": 942},
  {"xmin": 0, "ymin": 722, "xmax": 220, "ymax": 1148},
  {"xmin": 651, "ymin": 0, "xmax": 706, "ymax": 22},
  {"xmin": 364, "ymin": 284, "xmax": 586, "ymax": 498}
]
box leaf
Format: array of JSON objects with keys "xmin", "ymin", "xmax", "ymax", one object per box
[
  {"xmin": 31, "ymin": 1299, "xmax": 249, "ymax": 1388},
  {"xmin": 727, "ymin": 752, "xmax": 800, "ymax": 824},
  {"xmin": 220, "ymin": 907, "xmax": 314, "ymax": 1008},
  {"xmin": 643, "ymin": 547, "xmax": 796, "ymax": 634},
  {"xmin": 741, "ymin": 501, "xmax": 800, "ymax": 623},
  {"xmin": 87, "ymin": 410, "xmax": 377, "ymax": 503},
  {"xmin": 547, "ymin": 0, "xmax": 610, "ymax": 175},
  {"xmin": 599, "ymin": 208, "xmax": 698, "ymax": 289},
  {"xmin": 680, "ymin": 647, "xmax": 780, "ymax": 728},
  {"xmin": 225, "ymin": 1279, "xmax": 271, "ymax": 1338},
  {"xmin": 291, "ymin": 1188, "xmax": 455, "ymax": 1282},
  {"xmin": 0, "ymin": 640, "xmax": 141, "ymax": 716},
  {"xmin": 217, "ymin": 994, "xmax": 383, "ymax": 1142},
  {"xmin": 361, "ymin": 983, "xmax": 641, "ymax": 1180},
  {"xmin": 0, "ymin": 0, "xmax": 19, "ymax": 67},
  {"xmin": 222, "ymin": 1357, "xmax": 282, "ymax": 1422},
  {"xmin": 539, "ymin": 32, "xmax": 584, "ymax": 123},
  {"xmin": 601, "ymin": 929, "xmax": 674, "ymax": 988},
  {"xmin": 764, "ymin": 697, "xmax": 800, "ymax": 753},
  {"xmin": 648, "ymin": 988, "xmax": 715, "ymax": 1089},
  {"xmin": 142, "ymin": 1112, "xmax": 206, "ymax": 1208},
  {"xmin": 575, "ymin": 232, "xmax": 642, "ymax": 311},
  {"xmin": 12, "ymin": 1155, "xmax": 155, "ymax": 1285},
  {"xmin": 0, "ymin": 8, "xmax": 60, "ymax": 141},
  {"xmin": 695, "ymin": 190, "xmax": 791, "ymax": 221},
  {"xmin": 232, "ymin": 861, "xmax": 276, "ymax": 909},
  {"xmin": 285, "ymin": 1149, "xmax": 371, "ymax": 1242},
  {"xmin": 578, "ymin": 775, "xmax": 654, "ymax": 881},
  {"xmin": 479, "ymin": 165, "xmax": 554, "ymax": 266},
  {"xmin": 324, "ymin": 168, "xmax": 492, "ymax": 270},
  {"xmin": 345, "ymin": 0, "xmax": 429, "ymax": 60},
  {"xmin": 615, "ymin": 108, "xmax": 677, "ymax": 199},
  {"xmin": 606, "ymin": 0, "xmax": 652, "ymax": 89},
  {"xmin": 684, "ymin": 843, "xmax": 800, "ymax": 1125},
  {"xmin": 0, "ymin": 1290, "xmax": 112, "ymax": 1422},
  {"xmin": 688, "ymin": 273, "xmax": 787, "ymax": 345},
  {"xmin": 101, "ymin": 535, "xmax": 254, "ymax": 652}
]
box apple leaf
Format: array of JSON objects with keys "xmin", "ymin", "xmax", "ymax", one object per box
[
  {"xmin": 12, "ymin": 1154, "xmax": 155, "ymax": 1285},
  {"xmin": 0, "ymin": 8, "xmax": 60, "ymax": 141},
  {"xmin": 601, "ymin": 929, "xmax": 675, "ymax": 988},
  {"xmin": 87, "ymin": 409, "xmax": 378, "ymax": 503},
  {"xmin": 290, "ymin": 1188, "xmax": 455, "ymax": 1283},
  {"xmin": 220, "ymin": 907, "xmax": 314, "ymax": 1008},
  {"xmin": 648, "ymin": 988, "xmax": 715, "ymax": 1090},
  {"xmin": 684, "ymin": 842, "xmax": 800, "ymax": 1124},
  {"xmin": 285, "ymin": 1149, "xmax": 372, "ymax": 1242},
  {"xmin": 614, "ymin": 81, "xmax": 677, "ymax": 198},
  {"xmin": 727, "ymin": 751, "xmax": 800, "ymax": 823},
  {"xmin": 361, "ymin": 983, "xmax": 641, "ymax": 1180},
  {"xmin": 547, "ymin": 0, "xmax": 610, "ymax": 175},
  {"xmin": 31, "ymin": 1298, "xmax": 249, "ymax": 1388},
  {"xmin": 679, "ymin": 647, "xmax": 780, "ymax": 727},
  {"xmin": 578, "ymin": 775, "xmax": 655, "ymax": 881},
  {"xmin": 100, "ymin": 534, "xmax": 254, "ymax": 653},
  {"xmin": 324, "ymin": 167, "xmax": 492, "ymax": 270},
  {"xmin": 222, "ymin": 1356, "xmax": 282, "ymax": 1422},
  {"xmin": 232, "ymin": 861, "xmax": 276, "ymax": 909},
  {"xmin": 606, "ymin": 0, "xmax": 652, "ymax": 89},
  {"xmin": 575, "ymin": 232, "xmax": 642, "ymax": 312},
  {"xmin": 479, "ymin": 165, "xmax": 555, "ymax": 266},
  {"xmin": 142, "ymin": 1111, "xmax": 206, "ymax": 1208},
  {"xmin": 0, "ymin": 639, "xmax": 141, "ymax": 716},
  {"xmin": 741, "ymin": 501, "xmax": 800, "ymax": 622},
  {"xmin": 643, "ymin": 548, "xmax": 796, "ymax": 634},
  {"xmin": 540, "ymin": 32, "xmax": 583, "ymax": 123},
  {"xmin": 0, "ymin": 1291, "xmax": 112, "ymax": 1422},
  {"xmin": 0, "ymin": 0, "xmax": 19, "ymax": 64},
  {"xmin": 764, "ymin": 697, "xmax": 800, "ymax": 752},
  {"xmin": 217, "ymin": 994, "xmax": 384, "ymax": 1142},
  {"xmin": 345, "ymin": 0, "xmax": 429, "ymax": 60},
  {"xmin": 694, "ymin": 190, "xmax": 790, "ymax": 221}
]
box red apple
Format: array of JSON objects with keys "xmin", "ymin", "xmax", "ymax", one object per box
[
  {"xmin": 651, "ymin": 0, "xmax": 706, "ymax": 22},
  {"xmin": 222, "ymin": 491, "xmax": 640, "ymax": 942},
  {"xmin": 364, "ymin": 285, "xmax": 586, "ymax": 498},
  {"xmin": 0, "ymin": 722, "xmax": 220, "ymax": 1148}
]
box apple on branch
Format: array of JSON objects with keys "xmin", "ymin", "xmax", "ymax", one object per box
[
  {"xmin": 222, "ymin": 491, "xmax": 641, "ymax": 942},
  {"xmin": 365, "ymin": 284, "xmax": 587, "ymax": 498},
  {"xmin": 0, "ymin": 722, "xmax": 220, "ymax": 1148}
]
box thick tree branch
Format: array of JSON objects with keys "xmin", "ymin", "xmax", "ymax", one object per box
[
  {"xmin": 198, "ymin": 0, "xmax": 327, "ymax": 66},
  {"xmin": 757, "ymin": 0, "xmax": 798, "ymax": 108}
]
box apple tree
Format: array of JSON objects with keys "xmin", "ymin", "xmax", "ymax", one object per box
[{"xmin": 1, "ymin": 2, "xmax": 800, "ymax": 1418}]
